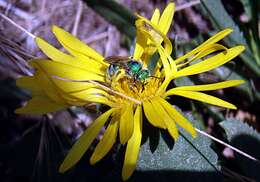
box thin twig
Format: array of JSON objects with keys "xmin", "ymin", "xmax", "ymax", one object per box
[
  {"xmin": 0, "ymin": 1, "xmax": 34, "ymax": 20},
  {"xmin": 72, "ymin": 0, "xmax": 83, "ymax": 36},
  {"xmin": 0, "ymin": 12, "xmax": 35, "ymax": 39},
  {"xmin": 85, "ymin": 32, "xmax": 108, "ymax": 44},
  {"xmin": 175, "ymin": 0, "xmax": 201, "ymax": 12},
  {"xmin": 196, "ymin": 128, "xmax": 260, "ymax": 164}
]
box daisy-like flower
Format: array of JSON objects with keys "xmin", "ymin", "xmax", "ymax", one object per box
[{"xmin": 16, "ymin": 3, "xmax": 245, "ymax": 181}]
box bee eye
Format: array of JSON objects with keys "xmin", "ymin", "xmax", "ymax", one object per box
[{"xmin": 127, "ymin": 61, "xmax": 142, "ymax": 74}]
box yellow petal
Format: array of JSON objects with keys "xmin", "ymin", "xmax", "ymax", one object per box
[
  {"xmin": 133, "ymin": 31, "xmax": 145, "ymax": 60},
  {"xmin": 15, "ymin": 95, "xmax": 66, "ymax": 114},
  {"xmin": 175, "ymin": 28, "xmax": 233, "ymax": 64},
  {"xmin": 35, "ymin": 38, "xmax": 105, "ymax": 73},
  {"xmin": 172, "ymin": 80, "xmax": 245, "ymax": 91},
  {"xmin": 52, "ymin": 25, "xmax": 106, "ymax": 65},
  {"xmin": 158, "ymin": 98, "xmax": 197, "ymax": 137},
  {"xmin": 80, "ymin": 95, "xmax": 113, "ymax": 107},
  {"xmin": 16, "ymin": 76, "xmax": 44, "ymax": 95},
  {"xmin": 135, "ymin": 18, "xmax": 176, "ymax": 73},
  {"xmin": 35, "ymin": 68, "xmax": 67, "ymax": 104},
  {"xmin": 49, "ymin": 76, "xmax": 97, "ymax": 93},
  {"xmin": 59, "ymin": 108, "xmax": 115, "ymax": 173},
  {"xmin": 174, "ymin": 46, "xmax": 245, "ymax": 78},
  {"xmin": 158, "ymin": 2, "xmax": 175, "ymax": 34},
  {"xmin": 177, "ymin": 44, "xmax": 228, "ymax": 68},
  {"xmin": 66, "ymin": 88, "xmax": 108, "ymax": 97},
  {"xmin": 31, "ymin": 60, "xmax": 105, "ymax": 82},
  {"xmin": 142, "ymin": 100, "xmax": 166, "ymax": 129},
  {"xmin": 36, "ymin": 37, "xmax": 75, "ymax": 63},
  {"xmin": 158, "ymin": 47, "xmax": 172, "ymax": 77},
  {"xmin": 165, "ymin": 90, "xmax": 237, "ymax": 109},
  {"xmin": 152, "ymin": 97, "xmax": 179, "ymax": 141},
  {"xmin": 119, "ymin": 104, "xmax": 134, "ymax": 144},
  {"xmin": 90, "ymin": 114, "xmax": 119, "ymax": 164},
  {"xmin": 150, "ymin": 8, "xmax": 160, "ymax": 25},
  {"xmin": 122, "ymin": 106, "xmax": 142, "ymax": 181},
  {"xmin": 60, "ymin": 90, "xmax": 110, "ymax": 106},
  {"xmin": 135, "ymin": 18, "xmax": 172, "ymax": 55}
]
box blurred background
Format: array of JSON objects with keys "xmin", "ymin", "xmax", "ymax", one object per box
[{"xmin": 0, "ymin": 0, "xmax": 259, "ymax": 181}]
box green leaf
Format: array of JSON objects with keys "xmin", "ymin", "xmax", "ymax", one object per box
[
  {"xmin": 212, "ymin": 66, "xmax": 255, "ymax": 101},
  {"xmin": 83, "ymin": 0, "xmax": 136, "ymax": 40},
  {"xmin": 201, "ymin": 0, "xmax": 260, "ymax": 76},
  {"xmin": 220, "ymin": 119, "xmax": 260, "ymax": 181},
  {"xmin": 134, "ymin": 113, "xmax": 222, "ymax": 182},
  {"xmin": 239, "ymin": 0, "xmax": 253, "ymax": 20}
]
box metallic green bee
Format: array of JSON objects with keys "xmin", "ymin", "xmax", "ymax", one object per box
[{"xmin": 104, "ymin": 56, "xmax": 150, "ymax": 83}]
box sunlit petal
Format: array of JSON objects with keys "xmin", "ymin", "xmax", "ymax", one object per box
[
  {"xmin": 152, "ymin": 97, "xmax": 179, "ymax": 140},
  {"xmin": 165, "ymin": 90, "xmax": 236, "ymax": 109},
  {"xmin": 150, "ymin": 8, "xmax": 160, "ymax": 25},
  {"xmin": 52, "ymin": 25, "xmax": 105, "ymax": 64},
  {"xmin": 15, "ymin": 96, "xmax": 66, "ymax": 114},
  {"xmin": 30, "ymin": 60, "xmax": 105, "ymax": 82},
  {"xmin": 158, "ymin": 98, "xmax": 196, "ymax": 137},
  {"xmin": 122, "ymin": 106, "xmax": 142, "ymax": 181},
  {"xmin": 143, "ymin": 100, "xmax": 166, "ymax": 129},
  {"xmin": 177, "ymin": 44, "xmax": 228, "ymax": 68},
  {"xmin": 175, "ymin": 28, "xmax": 233, "ymax": 64},
  {"xmin": 35, "ymin": 38, "xmax": 105, "ymax": 72},
  {"xmin": 158, "ymin": 2, "xmax": 175, "ymax": 34},
  {"xmin": 90, "ymin": 114, "xmax": 119, "ymax": 164},
  {"xmin": 59, "ymin": 108, "xmax": 115, "ymax": 173},
  {"xmin": 174, "ymin": 46, "xmax": 245, "ymax": 78},
  {"xmin": 120, "ymin": 104, "xmax": 134, "ymax": 144},
  {"xmin": 171, "ymin": 80, "xmax": 245, "ymax": 91}
]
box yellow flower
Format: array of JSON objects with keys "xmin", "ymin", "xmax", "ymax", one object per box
[{"xmin": 16, "ymin": 3, "xmax": 245, "ymax": 181}]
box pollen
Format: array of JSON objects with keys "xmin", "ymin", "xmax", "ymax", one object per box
[{"xmin": 108, "ymin": 72, "xmax": 164, "ymax": 104}]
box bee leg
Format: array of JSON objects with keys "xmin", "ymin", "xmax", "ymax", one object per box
[{"xmin": 141, "ymin": 81, "xmax": 148, "ymax": 92}]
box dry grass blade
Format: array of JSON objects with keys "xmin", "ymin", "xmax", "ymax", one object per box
[
  {"xmin": 175, "ymin": 0, "xmax": 201, "ymax": 12},
  {"xmin": 0, "ymin": 12, "xmax": 35, "ymax": 39},
  {"xmin": 0, "ymin": 33, "xmax": 34, "ymax": 76},
  {"xmin": 196, "ymin": 128, "xmax": 260, "ymax": 164}
]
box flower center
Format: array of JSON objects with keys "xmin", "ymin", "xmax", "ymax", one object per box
[{"xmin": 106, "ymin": 70, "xmax": 163, "ymax": 103}]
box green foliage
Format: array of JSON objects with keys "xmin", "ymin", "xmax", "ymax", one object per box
[
  {"xmin": 220, "ymin": 120, "xmax": 260, "ymax": 181},
  {"xmin": 135, "ymin": 114, "xmax": 222, "ymax": 182},
  {"xmin": 212, "ymin": 66, "xmax": 256, "ymax": 101},
  {"xmin": 201, "ymin": 0, "xmax": 260, "ymax": 76}
]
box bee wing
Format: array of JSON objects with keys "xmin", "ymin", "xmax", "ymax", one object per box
[{"xmin": 103, "ymin": 56, "xmax": 130, "ymax": 64}]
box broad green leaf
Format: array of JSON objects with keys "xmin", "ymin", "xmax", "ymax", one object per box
[
  {"xmin": 220, "ymin": 119, "xmax": 260, "ymax": 181},
  {"xmin": 201, "ymin": 0, "xmax": 260, "ymax": 76},
  {"xmin": 134, "ymin": 113, "xmax": 222, "ymax": 182},
  {"xmin": 212, "ymin": 66, "xmax": 255, "ymax": 101},
  {"xmin": 239, "ymin": 0, "xmax": 252, "ymax": 20},
  {"xmin": 83, "ymin": 0, "xmax": 136, "ymax": 40}
]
